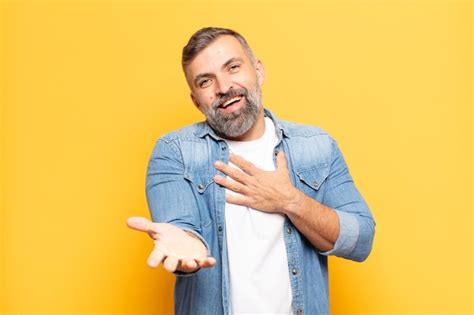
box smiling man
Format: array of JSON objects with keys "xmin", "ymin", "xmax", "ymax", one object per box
[{"xmin": 127, "ymin": 27, "xmax": 375, "ymax": 315}]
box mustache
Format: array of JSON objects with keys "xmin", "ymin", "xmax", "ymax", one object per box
[{"xmin": 211, "ymin": 88, "xmax": 248, "ymax": 110}]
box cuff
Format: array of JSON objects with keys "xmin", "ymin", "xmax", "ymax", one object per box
[{"xmin": 319, "ymin": 209, "xmax": 359, "ymax": 257}]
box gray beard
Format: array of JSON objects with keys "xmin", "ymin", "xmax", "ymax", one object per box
[{"xmin": 203, "ymin": 84, "xmax": 262, "ymax": 139}]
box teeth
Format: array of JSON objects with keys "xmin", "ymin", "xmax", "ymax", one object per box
[{"xmin": 222, "ymin": 96, "xmax": 242, "ymax": 107}]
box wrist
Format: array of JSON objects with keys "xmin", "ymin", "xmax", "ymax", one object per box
[{"xmin": 282, "ymin": 187, "xmax": 305, "ymax": 216}]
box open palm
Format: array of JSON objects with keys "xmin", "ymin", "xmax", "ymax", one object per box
[{"xmin": 127, "ymin": 217, "xmax": 216, "ymax": 273}]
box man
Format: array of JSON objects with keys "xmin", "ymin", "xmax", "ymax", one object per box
[{"xmin": 127, "ymin": 27, "xmax": 375, "ymax": 315}]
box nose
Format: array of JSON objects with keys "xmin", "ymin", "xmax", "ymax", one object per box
[{"xmin": 215, "ymin": 76, "xmax": 233, "ymax": 96}]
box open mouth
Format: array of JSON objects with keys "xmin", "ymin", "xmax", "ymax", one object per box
[{"xmin": 219, "ymin": 95, "xmax": 244, "ymax": 109}]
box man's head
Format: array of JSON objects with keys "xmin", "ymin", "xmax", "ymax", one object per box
[{"xmin": 182, "ymin": 27, "xmax": 265, "ymax": 140}]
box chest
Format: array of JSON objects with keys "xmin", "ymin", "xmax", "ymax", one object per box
[{"xmin": 178, "ymin": 136, "xmax": 332, "ymax": 202}]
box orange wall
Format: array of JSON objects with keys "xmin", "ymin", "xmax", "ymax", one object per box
[{"xmin": 1, "ymin": 1, "xmax": 472, "ymax": 314}]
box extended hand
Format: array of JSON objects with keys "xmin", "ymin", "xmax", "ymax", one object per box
[
  {"xmin": 213, "ymin": 152, "xmax": 301, "ymax": 214},
  {"xmin": 126, "ymin": 217, "xmax": 216, "ymax": 273}
]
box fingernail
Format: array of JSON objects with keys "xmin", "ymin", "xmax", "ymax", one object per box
[{"xmin": 214, "ymin": 160, "xmax": 223, "ymax": 166}]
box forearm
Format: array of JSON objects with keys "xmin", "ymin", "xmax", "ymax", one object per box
[{"xmin": 283, "ymin": 188, "xmax": 340, "ymax": 252}]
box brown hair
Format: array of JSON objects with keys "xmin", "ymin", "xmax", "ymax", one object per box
[{"xmin": 182, "ymin": 27, "xmax": 256, "ymax": 68}]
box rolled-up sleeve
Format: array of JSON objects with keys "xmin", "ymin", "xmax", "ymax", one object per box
[
  {"xmin": 319, "ymin": 138, "xmax": 375, "ymax": 262},
  {"xmin": 145, "ymin": 138, "xmax": 210, "ymax": 273}
]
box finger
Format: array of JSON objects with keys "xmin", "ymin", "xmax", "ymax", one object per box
[
  {"xmin": 126, "ymin": 216, "xmax": 158, "ymax": 234},
  {"xmin": 214, "ymin": 160, "xmax": 249, "ymax": 184},
  {"xmin": 184, "ymin": 259, "xmax": 198, "ymax": 270},
  {"xmin": 214, "ymin": 175, "xmax": 249, "ymax": 194},
  {"xmin": 163, "ymin": 255, "xmax": 180, "ymax": 273},
  {"xmin": 276, "ymin": 151, "xmax": 288, "ymax": 171},
  {"xmin": 226, "ymin": 193, "xmax": 250, "ymax": 207},
  {"xmin": 180, "ymin": 258, "xmax": 198, "ymax": 271},
  {"xmin": 202, "ymin": 257, "xmax": 217, "ymax": 268},
  {"xmin": 229, "ymin": 153, "xmax": 259, "ymax": 175},
  {"xmin": 196, "ymin": 257, "xmax": 217, "ymax": 268},
  {"xmin": 147, "ymin": 247, "xmax": 165, "ymax": 268}
]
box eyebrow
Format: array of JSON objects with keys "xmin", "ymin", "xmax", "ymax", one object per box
[{"xmin": 193, "ymin": 57, "xmax": 244, "ymax": 87}]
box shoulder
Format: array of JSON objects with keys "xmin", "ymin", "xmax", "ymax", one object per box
[
  {"xmin": 148, "ymin": 121, "xmax": 207, "ymax": 159},
  {"xmin": 156, "ymin": 121, "xmax": 207, "ymax": 144},
  {"xmin": 150, "ymin": 121, "xmax": 214, "ymax": 171}
]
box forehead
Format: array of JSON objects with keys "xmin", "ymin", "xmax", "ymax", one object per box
[{"xmin": 185, "ymin": 35, "xmax": 249, "ymax": 78}]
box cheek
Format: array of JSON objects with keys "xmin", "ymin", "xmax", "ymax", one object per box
[
  {"xmin": 237, "ymin": 72, "xmax": 258, "ymax": 89},
  {"xmin": 194, "ymin": 91, "xmax": 212, "ymax": 102},
  {"xmin": 195, "ymin": 93, "xmax": 215, "ymax": 109}
]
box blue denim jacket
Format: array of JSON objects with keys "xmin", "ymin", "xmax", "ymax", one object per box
[{"xmin": 146, "ymin": 109, "xmax": 375, "ymax": 315}]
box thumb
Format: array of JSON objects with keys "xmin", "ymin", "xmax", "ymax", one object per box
[
  {"xmin": 126, "ymin": 216, "xmax": 157, "ymax": 234},
  {"xmin": 276, "ymin": 151, "xmax": 288, "ymax": 171}
]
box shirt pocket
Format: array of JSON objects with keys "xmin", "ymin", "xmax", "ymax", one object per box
[
  {"xmin": 183, "ymin": 170, "xmax": 215, "ymax": 229},
  {"xmin": 295, "ymin": 163, "xmax": 330, "ymax": 199}
]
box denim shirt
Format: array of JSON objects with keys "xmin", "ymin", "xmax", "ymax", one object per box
[{"xmin": 146, "ymin": 109, "xmax": 375, "ymax": 315}]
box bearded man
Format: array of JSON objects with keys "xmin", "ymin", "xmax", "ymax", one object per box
[{"xmin": 127, "ymin": 27, "xmax": 375, "ymax": 315}]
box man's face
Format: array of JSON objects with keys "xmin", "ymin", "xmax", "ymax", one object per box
[{"xmin": 184, "ymin": 35, "xmax": 265, "ymax": 139}]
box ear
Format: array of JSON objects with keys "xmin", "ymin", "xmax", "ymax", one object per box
[{"xmin": 254, "ymin": 59, "xmax": 265, "ymax": 86}]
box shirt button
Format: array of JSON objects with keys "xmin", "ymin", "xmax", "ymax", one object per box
[
  {"xmin": 286, "ymin": 227, "xmax": 292, "ymax": 234},
  {"xmin": 292, "ymin": 268, "xmax": 298, "ymax": 275},
  {"xmin": 297, "ymin": 308, "xmax": 303, "ymax": 315},
  {"xmin": 221, "ymin": 146, "xmax": 227, "ymax": 151},
  {"xmin": 197, "ymin": 184, "xmax": 204, "ymax": 190},
  {"xmin": 312, "ymin": 181, "xmax": 318, "ymax": 188},
  {"xmin": 218, "ymin": 225, "xmax": 223, "ymax": 232}
]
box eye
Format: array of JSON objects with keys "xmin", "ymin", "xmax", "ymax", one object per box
[
  {"xmin": 199, "ymin": 79, "xmax": 211, "ymax": 88},
  {"xmin": 229, "ymin": 64, "xmax": 241, "ymax": 73}
]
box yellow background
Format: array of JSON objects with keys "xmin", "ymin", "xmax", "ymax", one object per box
[{"xmin": 1, "ymin": 0, "xmax": 472, "ymax": 314}]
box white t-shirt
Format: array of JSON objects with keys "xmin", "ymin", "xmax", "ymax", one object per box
[{"xmin": 224, "ymin": 117, "xmax": 293, "ymax": 315}]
